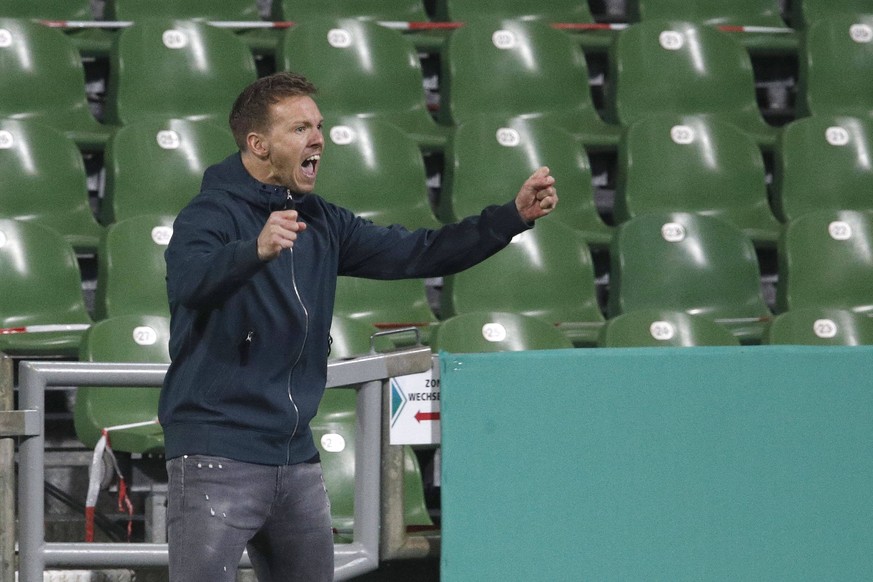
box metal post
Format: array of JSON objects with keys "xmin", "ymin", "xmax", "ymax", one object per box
[
  {"xmin": 17, "ymin": 360, "xmax": 46, "ymax": 582},
  {"xmin": 379, "ymin": 383, "xmax": 440, "ymax": 561},
  {"xmin": 0, "ymin": 354, "xmax": 15, "ymax": 581}
]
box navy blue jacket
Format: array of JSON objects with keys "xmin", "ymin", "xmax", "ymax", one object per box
[{"xmin": 159, "ymin": 153, "xmax": 530, "ymax": 465}]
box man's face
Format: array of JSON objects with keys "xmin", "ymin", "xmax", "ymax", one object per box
[{"xmin": 258, "ymin": 95, "xmax": 324, "ymax": 193}]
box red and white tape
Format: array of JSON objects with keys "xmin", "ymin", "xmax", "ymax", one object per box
[
  {"xmin": 84, "ymin": 420, "xmax": 158, "ymax": 542},
  {"xmin": 40, "ymin": 20, "xmax": 795, "ymax": 34},
  {"xmin": 0, "ymin": 323, "xmax": 91, "ymax": 335}
]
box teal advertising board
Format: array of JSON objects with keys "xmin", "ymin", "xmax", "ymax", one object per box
[{"xmin": 440, "ymin": 346, "xmax": 873, "ymax": 581}]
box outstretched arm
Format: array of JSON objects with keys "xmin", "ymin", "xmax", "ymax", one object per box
[{"xmin": 514, "ymin": 166, "xmax": 558, "ymax": 223}]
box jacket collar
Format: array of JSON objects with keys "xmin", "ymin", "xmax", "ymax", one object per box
[{"xmin": 201, "ymin": 152, "xmax": 303, "ymax": 213}]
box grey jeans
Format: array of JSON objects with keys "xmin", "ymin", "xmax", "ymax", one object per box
[{"xmin": 166, "ymin": 454, "xmax": 334, "ymax": 582}]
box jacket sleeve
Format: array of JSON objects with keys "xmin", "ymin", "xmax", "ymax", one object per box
[
  {"xmin": 336, "ymin": 200, "xmax": 531, "ymax": 279},
  {"xmin": 165, "ymin": 195, "xmax": 265, "ymax": 310}
]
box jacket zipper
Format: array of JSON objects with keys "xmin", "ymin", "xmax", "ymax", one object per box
[{"xmin": 285, "ymin": 197, "xmax": 309, "ymax": 464}]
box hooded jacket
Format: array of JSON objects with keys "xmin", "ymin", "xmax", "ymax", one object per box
[{"xmin": 159, "ymin": 152, "xmax": 531, "ymax": 465}]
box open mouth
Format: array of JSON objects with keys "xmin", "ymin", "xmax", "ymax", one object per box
[{"xmin": 301, "ymin": 153, "xmax": 320, "ymax": 179}]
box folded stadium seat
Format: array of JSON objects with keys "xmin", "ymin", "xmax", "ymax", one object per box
[
  {"xmin": 278, "ymin": 17, "xmax": 451, "ymax": 153},
  {"xmin": 627, "ymin": 0, "xmax": 788, "ymax": 28},
  {"xmin": 0, "ymin": 0, "xmax": 92, "ymax": 20},
  {"xmin": 626, "ymin": 0, "xmax": 793, "ymax": 53},
  {"xmin": 0, "ymin": 118, "xmax": 103, "ymax": 253},
  {"xmin": 440, "ymin": 17, "xmax": 620, "ymax": 151},
  {"xmin": 0, "ymin": 219, "xmax": 93, "ymax": 357},
  {"xmin": 73, "ymin": 314, "xmax": 170, "ymax": 453},
  {"xmin": 608, "ymin": 212, "xmax": 772, "ymax": 342},
  {"xmin": 315, "ymin": 315, "xmax": 433, "ymax": 541},
  {"xmin": 441, "ymin": 115, "xmax": 612, "ymax": 247},
  {"xmin": 94, "ymin": 215, "xmax": 174, "ymax": 320},
  {"xmin": 316, "ymin": 117, "xmax": 442, "ymax": 230},
  {"xmin": 103, "ymin": 18, "xmax": 258, "ymax": 127},
  {"xmin": 273, "ymin": 0, "xmax": 444, "ymax": 54},
  {"xmin": 776, "ymin": 209, "xmax": 873, "ymax": 314},
  {"xmin": 333, "ymin": 277, "xmax": 438, "ymax": 344},
  {"xmin": 273, "ymin": 0, "xmax": 446, "ymax": 53},
  {"xmin": 433, "ymin": 0, "xmax": 610, "ymax": 53},
  {"xmin": 614, "ymin": 114, "xmax": 780, "ymax": 247},
  {"xmin": 105, "ymin": 0, "xmax": 261, "ymax": 20},
  {"xmin": 101, "ymin": 118, "xmax": 236, "ymax": 224},
  {"xmin": 273, "ymin": 0, "xmax": 429, "ymax": 22},
  {"xmin": 0, "ymin": 18, "xmax": 113, "ymax": 151},
  {"xmin": 430, "ymin": 311, "xmax": 574, "ymax": 353},
  {"xmin": 0, "ymin": 0, "xmax": 112, "ymax": 55},
  {"xmin": 773, "ymin": 115, "xmax": 873, "ymax": 222},
  {"xmin": 104, "ymin": 0, "xmax": 273, "ymax": 54},
  {"xmin": 791, "ymin": 0, "xmax": 872, "ymax": 29},
  {"xmin": 435, "ymin": 0, "xmax": 594, "ymax": 22},
  {"xmin": 440, "ymin": 219, "xmax": 606, "ymax": 346},
  {"xmin": 605, "ymin": 20, "xmax": 780, "ymax": 149},
  {"xmin": 797, "ymin": 13, "xmax": 873, "ymax": 120},
  {"xmin": 597, "ymin": 309, "xmax": 741, "ymax": 347},
  {"xmin": 764, "ymin": 307, "xmax": 873, "ymax": 345}
]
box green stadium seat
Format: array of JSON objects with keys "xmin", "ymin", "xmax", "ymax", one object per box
[
  {"xmin": 73, "ymin": 314, "xmax": 169, "ymax": 453},
  {"xmin": 317, "ymin": 117, "xmax": 441, "ymax": 230},
  {"xmin": 0, "ymin": 0, "xmax": 92, "ymax": 19},
  {"xmin": 792, "ymin": 0, "xmax": 873, "ymax": 28},
  {"xmin": 0, "ymin": 219, "xmax": 92, "ymax": 357},
  {"xmin": 105, "ymin": 0, "xmax": 261, "ymax": 20},
  {"xmin": 431, "ymin": 311, "xmax": 574, "ymax": 352},
  {"xmin": 774, "ymin": 115, "xmax": 873, "ymax": 222},
  {"xmin": 615, "ymin": 114, "xmax": 780, "ymax": 246},
  {"xmin": 777, "ymin": 209, "xmax": 873, "ymax": 314},
  {"xmin": 104, "ymin": 18, "xmax": 258, "ymax": 127},
  {"xmin": 278, "ymin": 18, "xmax": 450, "ymax": 152},
  {"xmin": 441, "ymin": 115, "xmax": 611, "ymax": 247},
  {"xmin": 316, "ymin": 315, "xmax": 433, "ymax": 540},
  {"xmin": 440, "ymin": 219, "xmax": 605, "ymax": 346},
  {"xmin": 327, "ymin": 316, "xmax": 392, "ymax": 358},
  {"xmin": 0, "ymin": 118, "xmax": 103, "ymax": 253},
  {"xmin": 273, "ymin": 0, "xmax": 429, "ymax": 22},
  {"xmin": 627, "ymin": 0, "xmax": 788, "ymax": 28},
  {"xmin": 333, "ymin": 277, "xmax": 438, "ymax": 344},
  {"xmin": 440, "ymin": 17, "xmax": 620, "ymax": 150},
  {"xmin": 608, "ymin": 212, "xmax": 771, "ymax": 342},
  {"xmin": 95, "ymin": 215, "xmax": 174, "ymax": 320},
  {"xmin": 101, "ymin": 118, "xmax": 236, "ymax": 224},
  {"xmin": 0, "ymin": 18, "xmax": 112, "ymax": 151},
  {"xmin": 274, "ymin": 0, "xmax": 442, "ymax": 53},
  {"xmin": 606, "ymin": 20, "xmax": 779, "ymax": 148},
  {"xmin": 598, "ymin": 309, "xmax": 741, "ymax": 347},
  {"xmin": 435, "ymin": 0, "xmax": 594, "ymax": 22},
  {"xmin": 625, "ymin": 0, "xmax": 793, "ymax": 53},
  {"xmin": 797, "ymin": 14, "xmax": 873, "ymax": 120},
  {"xmin": 0, "ymin": 2, "xmax": 111, "ymax": 55},
  {"xmin": 107, "ymin": 0, "xmax": 275, "ymax": 55},
  {"xmin": 765, "ymin": 307, "xmax": 873, "ymax": 345}
]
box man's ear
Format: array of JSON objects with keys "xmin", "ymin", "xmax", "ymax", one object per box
[{"xmin": 246, "ymin": 131, "xmax": 269, "ymax": 158}]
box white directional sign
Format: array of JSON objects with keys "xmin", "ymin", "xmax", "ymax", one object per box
[{"xmin": 389, "ymin": 364, "xmax": 441, "ymax": 445}]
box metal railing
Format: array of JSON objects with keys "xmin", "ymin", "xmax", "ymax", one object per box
[{"xmin": 6, "ymin": 345, "xmax": 435, "ymax": 581}]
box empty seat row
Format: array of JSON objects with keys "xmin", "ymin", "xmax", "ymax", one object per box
[
  {"xmin": 4, "ymin": 209, "xmax": 873, "ymax": 358},
  {"xmin": 2, "ymin": 0, "xmax": 864, "ymax": 28},
  {"xmin": 7, "ymin": 110, "xmax": 873, "ymax": 257},
  {"xmin": 4, "ymin": 15, "xmax": 873, "ymax": 155},
  {"xmin": 599, "ymin": 307, "xmax": 873, "ymax": 347}
]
